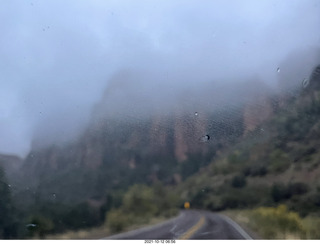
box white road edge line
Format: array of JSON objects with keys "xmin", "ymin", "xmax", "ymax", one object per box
[{"xmin": 218, "ymin": 214, "xmax": 253, "ymax": 240}]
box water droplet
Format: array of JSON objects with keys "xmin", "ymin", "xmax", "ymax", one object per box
[
  {"xmin": 277, "ymin": 67, "xmax": 280, "ymax": 73},
  {"xmin": 26, "ymin": 224, "xmax": 37, "ymax": 229},
  {"xmin": 52, "ymin": 193, "xmax": 56, "ymax": 199},
  {"xmin": 195, "ymin": 112, "xmax": 198, "ymax": 116},
  {"xmin": 200, "ymin": 135, "xmax": 210, "ymax": 142},
  {"xmin": 302, "ymin": 78, "xmax": 309, "ymax": 88},
  {"xmin": 8, "ymin": 184, "xmax": 11, "ymax": 187}
]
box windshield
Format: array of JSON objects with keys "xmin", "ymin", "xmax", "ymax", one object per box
[{"xmin": 0, "ymin": 0, "xmax": 320, "ymax": 240}]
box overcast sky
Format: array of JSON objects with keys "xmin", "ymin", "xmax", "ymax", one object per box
[{"xmin": 1, "ymin": 0, "xmax": 319, "ymax": 157}]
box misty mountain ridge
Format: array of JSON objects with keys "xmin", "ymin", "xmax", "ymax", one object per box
[
  {"xmin": 27, "ymin": 46, "xmax": 320, "ymax": 153},
  {"xmin": 3, "ymin": 53, "xmax": 320, "ymax": 205},
  {"xmin": 5, "ymin": 70, "xmax": 278, "ymax": 204}
]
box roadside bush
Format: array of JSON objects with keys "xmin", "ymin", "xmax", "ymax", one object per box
[
  {"xmin": 105, "ymin": 184, "xmax": 179, "ymax": 233},
  {"xmin": 62, "ymin": 203, "xmax": 101, "ymax": 230},
  {"xmin": 271, "ymin": 182, "xmax": 309, "ymax": 203},
  {"xmin": 220, "ymin": 189, "xmax": 260, "ymax": 209},
  {"xmin": 106, "ymin": 209, "xmax": 132, "ymax": 233},
  {"xmin": 302, "ymin": 216, "xmax": 320, "ymax": 239},
  {"xmin": 289, "ymin": 192, "xmax": 320, "ymax": 217},
  {"xmin": 122, "ymin": 184, "xmax": 158, "ymax": 218},
  {"xmin": 27, "ymin": 215, "xmax": 54, "ymax": 238},
  {"xmin": 250, "ymin": 205, "xmax": 305, "ymax": 239}
]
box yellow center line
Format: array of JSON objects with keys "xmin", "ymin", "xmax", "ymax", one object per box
[{"xmin": 178, "ymin": 216, "xmax": 206, "ymax": 240}]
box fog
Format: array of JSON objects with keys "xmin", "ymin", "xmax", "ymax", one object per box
[{"xmin": 0, "ymin": 0, "xmax": 319, "ymax": 157}]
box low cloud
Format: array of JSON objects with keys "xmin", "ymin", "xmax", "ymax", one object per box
[{"xmin": 0, "ymin": 0, "xmax": 319, "ymax": 157}]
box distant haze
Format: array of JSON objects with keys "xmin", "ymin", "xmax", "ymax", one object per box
[{"xmin": 1, "ymin": 0, "xmax": 319, "ymax": 157}]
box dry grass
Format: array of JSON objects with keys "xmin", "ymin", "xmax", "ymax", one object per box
[
  {"xmin": 225, "ymin": 207, "xmax": 320, "ymax": 240},
  {"xmin": 44, "ymin": 215, "xmax": 172, "ymax": 240},
  {"xmin": 44, "ymin": 226, "xmax": 110, "ymax": 240}
]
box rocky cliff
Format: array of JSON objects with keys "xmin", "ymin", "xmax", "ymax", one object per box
[{"xmin": 12, "ymin": 69, "xmax": 284, "ymax": 204}]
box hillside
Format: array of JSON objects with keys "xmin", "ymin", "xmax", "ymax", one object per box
[
  {"xmin": 13, "ymin": 71, "xmax": 276, "ymax": 205},
  {"xmin": 0, "ymin": 70, "xmax": 277, "ymax": 238},
  {"xmin": 1, "ymin": 63, "xmax": 319, "ymax": 238},
  {"xmin": 175, "ymin": 65, "xmax": 320, "ymax": 217}
]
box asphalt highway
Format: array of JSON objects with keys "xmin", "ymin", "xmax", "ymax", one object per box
[{"xmin": 103, "ymin": 210, "xmax": 253, "ymax": 240}]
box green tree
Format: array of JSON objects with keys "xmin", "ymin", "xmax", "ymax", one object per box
[
  {"xmin": 27, "ymin": 215, "xmax": 54, "ymax": 238},
  {"xmin": 271, "ymin": 183, "xmax": 291, "ymax": 202},
  {"xmin": 231, "ymin": 174, "xmax": 247, "ymax": 188},
  {"xmin": 122, "ymin": 184, "xmax": 158, "ymax": 218},
  {"xmin": 269, "ymin": 149, "xmax": 290, "ymax": 173},
  {"xmin": 0, "ymin": 167, "xmax": 18, "ymax": 239}
]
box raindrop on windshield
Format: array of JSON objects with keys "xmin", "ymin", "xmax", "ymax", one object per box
[
  {"xmin": 195, "ymin": 112, "xmax": 198, "ymax": 116},
  {"xmin": 52, "ymin": 193, "xmax": 56, "ymax": 199},
  {"xmin": 26, "ymin": 224, "xmax": 37, "ymax": 228},
  {"xmin": 277, "ymin": 67, "xmax": 280, "ymax": 73},
  {"xmin": 200, "ymin": 135, "xmax": 210, "ymax": 142},
  {"xmin": 302, "ymin": 78, "xmax": 309, "ymax": 88}
]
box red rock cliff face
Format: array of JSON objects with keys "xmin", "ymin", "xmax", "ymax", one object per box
[
  {"xmin": 81, "ymin": 136, "xmax": 104, "ymax": 169},
  {"xmin": 173, "ymin": 113, "xmax": 189, "ymax": 162},
  {"xmin": 0, "ymin": 154, "xmax": 23, "ymax": 178},
  {"xmin": 24, "ymin": 71, "xmax": 282, "ymax": 174},
  {"xmin": 149, "ymin": 114, "xmax": 170, "ymax": 155},
  {"xmin": 242, "ymin": 80, "xmax": 275, "ymax": 134},
  {"xmin": 173, "ymin": 111, "xmax": 209, "ymax": 162},
  {"xmin": 243, "ymin": 96, "xmax": 274, "ymax": 134}
]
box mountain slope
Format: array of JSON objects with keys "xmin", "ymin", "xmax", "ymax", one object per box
[
  {"xmin": 175, "ymin": 64, "xmax": 320, "ymax": 216},
  {"xmin": 14, "ymin": 71, "xmax": 277, "ymax": 206}
]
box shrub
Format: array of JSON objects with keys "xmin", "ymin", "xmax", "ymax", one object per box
[
  {"xmin": 269, "ymin": 149, "xmax": 290, "ymax": 173},
  {"xmin": 288, "ymin": 182, "xmax": 308, "ymax": 196},
  {"xmin": 302, "ymin": 216, "xmax": 320, "ymax": 239},
  {"xmin": 105, "ymin": 184, "xmax": 179, "ymax": 233},
  {"xmin": 220, "ymin": 189, "xmax": 260, "ymax": 209},
  {"xmin": 106, "ymin": 209, "xmax": 132, "ymax": 233},
  {"xmin": 243, "ymin": 165, "xmax": 267, "ymax": 177},
  {"xmin": 27, "ymin": 215, "xmax": 54, "ymax": 238},
  {"xmin": 271, "ymin": 183, "xmax": 291, "ymax": 202},
  {"xmin": 231, "ymin": 175, "xmax": 246, "ymax": 188},
  {"xmin": 250, "ymin": 205, "xmax": 305, "ymax": 239}
]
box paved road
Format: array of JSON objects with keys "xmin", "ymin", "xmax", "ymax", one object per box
[{"xmin": 103, "ymin": 210, "xmax": 252, "ymax": 240}]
